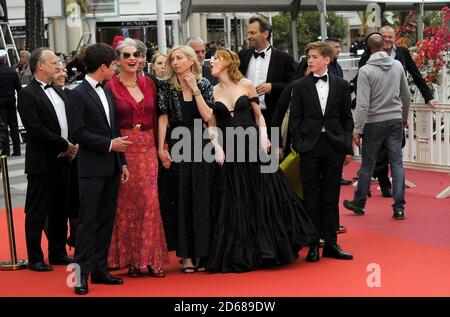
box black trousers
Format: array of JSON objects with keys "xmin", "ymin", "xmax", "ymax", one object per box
[
  {"xmin": 0, "ymin": 96, "xmax": 21, "ymax": 155},
  {"xmin": 25, "ymin": 164, "xmax": 71, "ymax": 264},
  {"xmin": 300, "ymin": 134, "xmax": 345, "ymax": 245},
  {"xmin": 75, "ymin": 174, "xmax": 120, "ymax": 279}
]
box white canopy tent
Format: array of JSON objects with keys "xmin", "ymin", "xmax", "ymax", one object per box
[{"xmin": 178, "ymin": 0, "xmax": 450, "ymax": 59}]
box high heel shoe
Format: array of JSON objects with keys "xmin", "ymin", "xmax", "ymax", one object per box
[{"xmin": 147, "ymin": 266, "xmax": 165, "ymax": 278}]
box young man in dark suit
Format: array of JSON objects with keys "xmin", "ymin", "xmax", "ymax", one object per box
[
  {"xmin": 289, "ymin": 42, "xmax": 354, "ymax": 262},
  {"xmin": 18, "ymin": 48, "xmax": 78, "ymax": 272},
  {"xmin": 238, "ymin": 16, "xmax": 296, "ymax": 127},
  {"xmin": 67, "ymin": 43, "xmax": 131, "ymax": 295}
]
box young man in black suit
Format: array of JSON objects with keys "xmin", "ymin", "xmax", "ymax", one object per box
[
  {"xmin": 289, "ymin": 42, "xmax": 354, "ymax": 262},
  {"xmin": 238, "ymin": 16, "xmax": 296, "ymax": 127},
  {"xmin": 67, "ymin": 43, "xmax": 131, "ymax": 295},
  {"xmin": 18, "ymin": 48, "xmax": 78, "ymax": 272}
]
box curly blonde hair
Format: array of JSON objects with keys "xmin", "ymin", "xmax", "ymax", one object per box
[
  {"xmin": 214, "ymin": 49, "xmax": 243, "ymax": 83},
  {"xmin": 164, "ymin": 45, "xmax": 201, "ymax": 91}
]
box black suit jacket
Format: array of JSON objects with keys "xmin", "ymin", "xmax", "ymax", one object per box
[
  {"xmin": 355, "ymin": 46, "xmax": 433, "ymax": 103},
  {"xmin": 17, "ymin": 79, "xmax": 70, "ymax": 175},
  {"xmin": 202, "ymin": 62, "xmax": 217, "ymax": 86},
  {"xmin": 238, "ymin": 47, "xmax": 296, "ymax": 124},
  {"xmin": 289, "ymin": 73, "xmax": 354, "ymax": 155},
  {"xmin": 66, "ymin": 79, "xmax": 126, "ymax": 178}
]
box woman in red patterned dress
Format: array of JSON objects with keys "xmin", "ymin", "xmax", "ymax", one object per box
[{"xmin": 107, "ymin": 38, "xmax": 169, "ymax": 277}]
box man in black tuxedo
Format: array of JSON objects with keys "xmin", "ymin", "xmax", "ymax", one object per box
[
  {"xmin": 17, "ymin": 48, "xmax": 78, "ymax": 272},
  {"xmin": 185, "ymin": 36, "xmax": 217, "ymax": 86},
  {"xmin": 238, "ymin": 16, "xmax": 296, "ymax": 127},
  {"xmin": 67, "ymin": 43, "xmax": 131, "ymax": 295},
  {"xmin": 289, "ymin": 42, "xmax": 354, "ymax": 262}
]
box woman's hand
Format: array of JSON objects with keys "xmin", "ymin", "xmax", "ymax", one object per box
[
  {"xmin": 158, "ymin": 148, "xmax": 173, "ymax": 169},
  {"xmin": 214, "ymin": 145, "xmax": 225, "ymax": 166},
  {"xmin": 185, "ymin": 72, "xmax": 198, "ymax": 92},
  {"xmin": 260, "ymin": 133, "xmax": 271, "ymax": 155}
]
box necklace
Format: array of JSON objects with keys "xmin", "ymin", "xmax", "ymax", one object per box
[{"xmin": 119, "ymin": 74, "xmax": 138, "ymax": 88}]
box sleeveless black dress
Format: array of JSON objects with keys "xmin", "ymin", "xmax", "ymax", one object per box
[{"xmin": 207, "ymin": 95, "xmax": 317, "ymax": 273}]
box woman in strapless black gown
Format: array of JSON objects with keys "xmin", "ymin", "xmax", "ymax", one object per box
[{"xmin": 206, "ymin": 49, "xmax": 317, "ymax": 273}]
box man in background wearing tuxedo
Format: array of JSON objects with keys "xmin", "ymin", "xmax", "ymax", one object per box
[
  {"xmin": 289, "ymin": 42, "xmax": 354, "ymax": 263},
  {"xmin": 238, "ymin": 16, "xmax": 296, "ymax": 128},
  {"xmin": 67, "ymin": 43, "xmax": 131, "ymax": 295},
  {"xmin": 18, "ymin": 48, "xmax": 77, "ymax": 272}
]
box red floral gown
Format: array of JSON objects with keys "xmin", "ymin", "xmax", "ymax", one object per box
[{"xmin": 106, "ymin": 75, "xmax": 169, "ymax": 270}]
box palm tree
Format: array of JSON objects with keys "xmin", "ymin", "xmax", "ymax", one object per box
[{"xmin": 25, "ymin": 0, "xmax": 45, "ymax": 51}]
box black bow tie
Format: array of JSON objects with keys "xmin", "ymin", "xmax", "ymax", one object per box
[
  {"xmin": 253, "ymin": 51, "xmax": 265, "ymax": 59},
  {"xmin": 43, "ymin": 83, "xmax": 53, "ymax": 90},
  {"xmin": 313, "ymin": 75, "xmax": 328, "ymax": 84},
  {"xmin": 96, "ymin": 82, "xmax": 105, "ymax": 89}
]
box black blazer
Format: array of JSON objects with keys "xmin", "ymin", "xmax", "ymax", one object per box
[
  {"xmin": 238, "ymin": 47, "xmax": 296, "ymax": 123},
  {"xmin": 289, "ymin": 73, "xmax": 354, "ymax": 155},
  {"xmin": 66, "ymin": 79, "xmax": 126, "ymax": 178},
  {"xmin": 202, "ymin": 62, "xmax": 217, "ymax": 86},
  {"xmin": 17, "ymin": 79, "xmax": 70, "ymax": 175},
  {"xmin": 355, "ymin": 46, "xmax": 433, "ymax": 103}
]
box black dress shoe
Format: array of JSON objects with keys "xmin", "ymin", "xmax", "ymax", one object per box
[
  {"xmin": 11, "ymin": 152, "xmax": 21, "ymax": 156},
  {"xmin": 91, "ymin": 272, "xmax": 124, "ymax": 285},
  {"xmin": 49, "ymin": 256, "xmax": 74, "ymax": 265},
  {"xmin": 343, "ymin": 200, "xmax": 365, "ymax": 215},
  {"xmin": 306, "ymin": 245, "xmax": 320, "ymax": 262},
  {"xmin": 28, "ymin": 262, "xmax": 53, "ymax": 272},
  {"xmin": 74, "ymin": 277, "xmax": 89, "ymax": 295},
  {"xmin": 322, "ymin": 244, "xmax": 353, "ymax": 260}
]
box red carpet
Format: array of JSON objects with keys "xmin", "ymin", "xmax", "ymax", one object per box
[{"xmin": 1, "ymin": 162, "xmax": 449, "ymax": 297}]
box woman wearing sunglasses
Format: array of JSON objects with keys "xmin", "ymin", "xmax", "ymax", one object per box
[{"xmin": 106, "ymin": 37, "xmax": 169, "ymax": 278}]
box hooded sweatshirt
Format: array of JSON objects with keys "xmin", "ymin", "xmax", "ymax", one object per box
[{"xmin": 354, "ymin": 51, "xmax": 411, "ymax": 134}]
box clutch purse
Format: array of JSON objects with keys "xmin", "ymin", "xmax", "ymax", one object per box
[{"xmin": 279, "ymin": 148, "xmax": 303, "ymax": 199}]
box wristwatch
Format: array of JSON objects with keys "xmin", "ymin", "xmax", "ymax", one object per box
[{"xmin": 193, "ymin": 89, "xmax": 201, "ymax": 96}]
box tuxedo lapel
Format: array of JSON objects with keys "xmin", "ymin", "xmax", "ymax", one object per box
[
  {"xmin": 306, "ymin": 74, "xmax": 324, "ymax": 117},
  {"xmin": 241, "ymin": 48, "xmax": 254, "ymax": 75},
  {"xmin": 104, "ymin": 88, "xmax": 115, "ymax": 130},
  {"xmin": 324, "ymin": 74, "xmax": 336, "ymax": 117},
  {"xmin": 82, "ymin": 80, "xmax": 111, "ymax": 128},
  {"xmin": 31, "ymin": 79, "xmax": 59, "ymax": 124}
]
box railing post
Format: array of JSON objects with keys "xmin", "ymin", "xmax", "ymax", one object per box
[{"xmin": 0, "ymin": 155, "xmax": 28, "ymax": 270}]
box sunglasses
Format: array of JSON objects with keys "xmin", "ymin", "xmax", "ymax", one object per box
[{"xmin": 122, "ymin": 51, "xmax": 140, "ymax": 59}]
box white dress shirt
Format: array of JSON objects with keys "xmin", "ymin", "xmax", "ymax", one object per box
[
  {"xmin": 85, "ymin": 75, "xmax": 111, "ymax": 127},
  {"xmin": 313, "ymin": 70, "xmax": 329, "ymax": 132},
  {"xmin": 390, "ymin": 45, "xmax": 397, "ymax": 59},
  {"xmin": 36, "ymin": 79, "xmax": 69, "ymax": 140},
  {"xmin": 246, "ymin": 45, "xmax": 272, "ymax": 110}
]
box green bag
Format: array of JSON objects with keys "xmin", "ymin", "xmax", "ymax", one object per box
[{"xmin": 279, "ymin": 149, "xmax": 303, "ymax": 199}]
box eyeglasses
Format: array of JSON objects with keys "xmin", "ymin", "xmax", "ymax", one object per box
[{"xmin": 122, "ymin": 51, "xmax": 140, "ymax": 59}]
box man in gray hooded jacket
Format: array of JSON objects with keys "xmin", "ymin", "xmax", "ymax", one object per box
[{"xmin": 343, "ymin": 34, "xmax": 410, "ymax": 220}]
